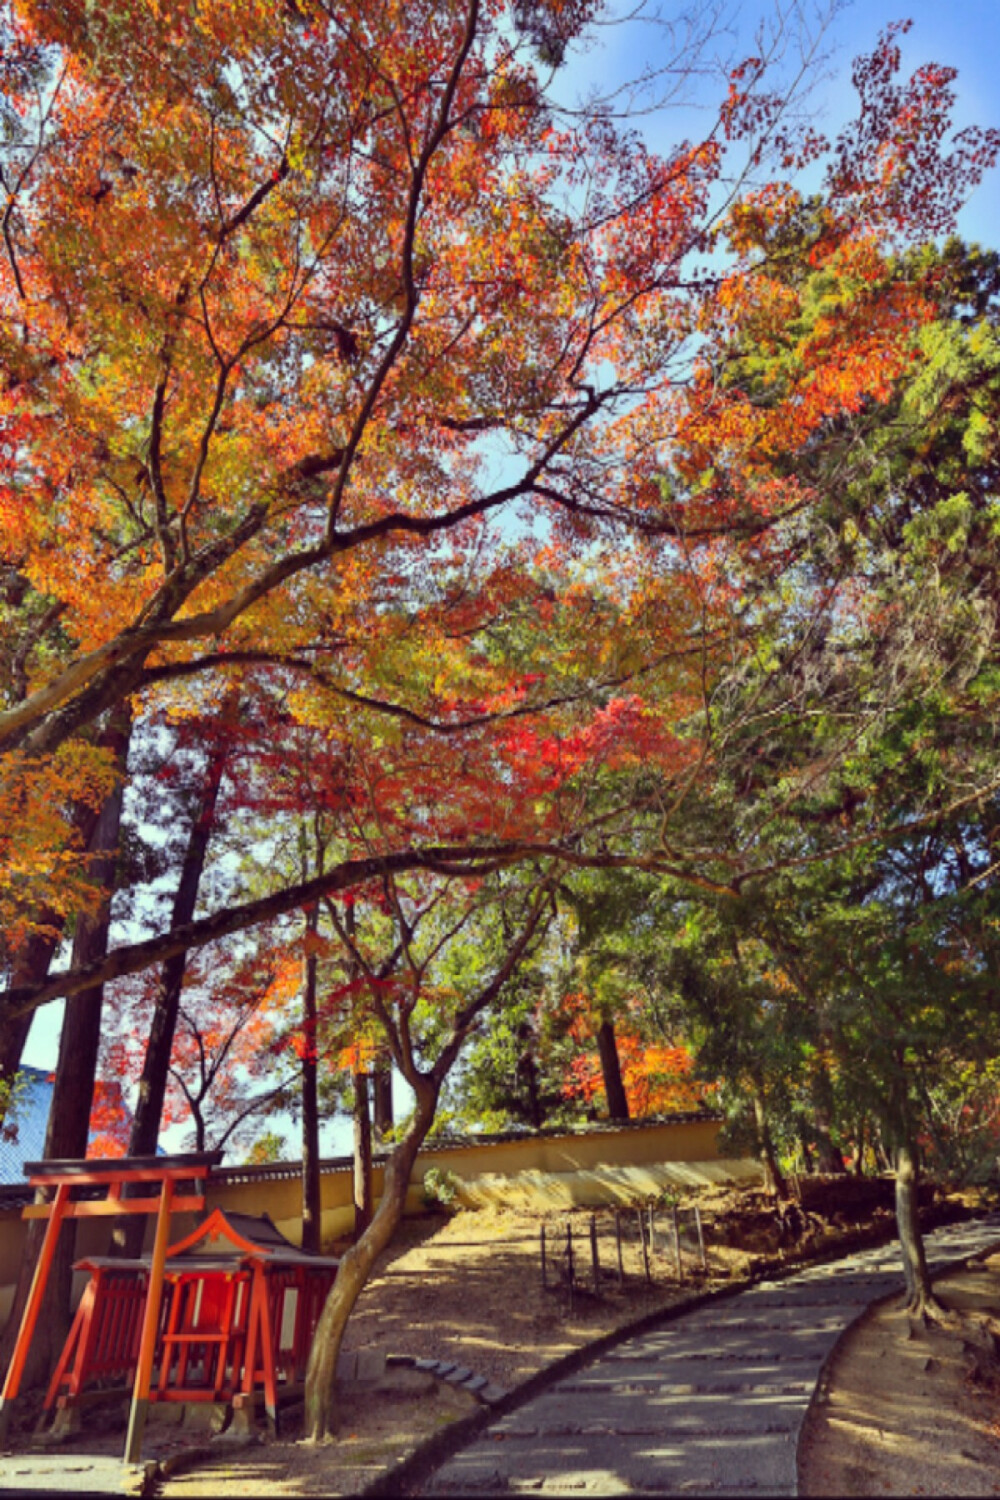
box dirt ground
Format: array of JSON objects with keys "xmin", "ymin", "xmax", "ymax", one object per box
[
  {"xmin": 337, "ymin": 1199, "xmax": 731, "ymax": 1388},
  {"xmin": 798, "ymin": 1251, "xmax": 1000, "ymax": 1497}
]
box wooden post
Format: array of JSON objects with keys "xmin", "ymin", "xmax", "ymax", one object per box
[
  {"xmin": 694, "ymin": 1204, "xmax": 707, "ymax": 1270},
  {"xmin": 636, "ymin": 1209, "xmax": 651, "ymax": 1284},
  {"xmin": 125, "ymin": 1177, "xmax": 175, "ymax": 1464},
  {"xmin": 590, "ymin": 1215, "xmax": 599, "ymax": 1295},
  {"xmin": 566, "ymin": 1223, "xmax": 574, "ymax": 1313},
  {"xmin": 615, "ymin": 1211, "xmax": 624, "ymax": 1287},
  {"xmin": 540, "ymin": 1224, "xmax": 547, "ymax": 1289},
  {"xmin": 0, "ymin": 1182, "xmax": 71, "ymax": 1445},
  {"xmin": 671, "ymin": 1203, "xmax": 683, "ymax": 1281},
  {"xmin": 255, "ymin": 1271, "xmax": 279, "ymax": 1436}
]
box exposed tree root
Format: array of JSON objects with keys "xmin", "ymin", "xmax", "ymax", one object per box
[{"xmin": 901, "ymin": 1291, "xmax": 952, "ymax": 1325}]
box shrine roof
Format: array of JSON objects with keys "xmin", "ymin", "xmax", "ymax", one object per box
[{"xmin": 166, "ymin": 1205, "xmax": 336, "ymax": 1264}]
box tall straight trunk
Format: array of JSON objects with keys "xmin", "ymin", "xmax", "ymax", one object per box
[
  {"xmin": 301, "ymin": 904, "xmax": 322, "ymax": 1255},
  {"xmin": 811, "ymin": 1061, "xmax": 846, "ymax": 1174},
  {"xmin": 797, "ymin": 1128, "xmax": 814, "ymax": 1175},
  {"xmin": 118, "ymin": 734, "xmax": 228, "ymax": 1257},
  {"xmin": 353, "ymin": 1069, "xmax": 373, "ymax": 1240},
  {"xmin": 850, "ymin": 1116, "xmax": 867, "ymax": 1177},
  {"xmin": 127, "ymin": 732, "xmax": 229, "ymax": 1158},
  {"xmin": 752, "ymin": 1087, "xmax": 789, "ymax": 1200},
  {"xmin": 520, "ymin": 1044, "xmax": 544, "ymax": 1128},
  {"xmin": 596, "ymin": 1018, "xmax": 630, "ymax": 1121},
  {"xmin": 304, "ymin": 1083, "xmax": 437, "ymax": 1440},
  {"xmin": 894, "ymin": 1138, "xmax": 935, "ymax": 1313},
  {"xmin": 372, "ymin": 1062, "xmax": 393, "ymax": 1142},
  {"xmin": 0, "ymin": 709, "xmax": 130, "ymax": 1386}
]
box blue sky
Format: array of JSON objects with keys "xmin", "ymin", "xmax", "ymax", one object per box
[
  {"xmin": 559, "ymin": 0, "xmax": 999, "ymax": 249},
  {"xmin": 827, "ymin": 0, "xmax": 999, "ymax": 245}
]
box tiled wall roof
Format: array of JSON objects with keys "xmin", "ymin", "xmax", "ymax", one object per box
[{"xmin": 0, "ymin": 1066, "xmax": 53, "ymax": 1185}]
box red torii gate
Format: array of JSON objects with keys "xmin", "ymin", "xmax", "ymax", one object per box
[{"xmin": 0, "ymin": 1152, "xmax": 220, "ymax": 1463}]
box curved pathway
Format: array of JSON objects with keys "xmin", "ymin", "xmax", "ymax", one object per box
[{"xmin": 419, "ymin": 1214, "xmax": 1000, "ymax": 1497}]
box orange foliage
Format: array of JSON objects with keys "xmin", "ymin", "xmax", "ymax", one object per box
[
  {"xmin": 560, "ymin": 992, "xmax": 712, "ymax": 1117},
  {"xmin": 85, "ymin": 1079, "xmax": 131, "ymax": 1158}
]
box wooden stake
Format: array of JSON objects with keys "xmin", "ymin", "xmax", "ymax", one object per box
[
  {"xmin": 637, "ymin": 1209, "xmax": 651, "ymax": 1284},
  {"xmin": 590, "ymin": 1215, "xmax": 599, "ymax": 1295},
  {"xmin": 694, "ymin": 1204, "xmax": 707, "ymax": 1271},
  {"xmin": 566, "ymin": 1223, "xmax": 574, "ymax": 1313},
  {"xmin": 647, "ymin": 1203, "xmax": 655, "ymax": 1255},
  {"xmin": 671, "ymin": 1203, "xmax": 683, "ymax": 1281},
  {"xmin": 615, "ymin": 1211, "xmax": 624, "ymax": 1286},
  {"xmin": 540, "ymin": 1224, "xmax": 547, "ymax": 1289}
]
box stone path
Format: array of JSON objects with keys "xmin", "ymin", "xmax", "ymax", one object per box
[
  {"xmin": 420, "ymin": 1214, "xmax": 1000, "ymax": 1496},
  {"xmin": 0, "ymin": 1453, "xmax": 154, "ymax": 1494}
]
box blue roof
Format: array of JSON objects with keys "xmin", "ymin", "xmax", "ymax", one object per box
[
  {"xmin": 0, "ymin": 1066, "xmax": 146, "ymax": 1184},
  {"xmin": 0, "ymin": 1065, "xmax": 54, "ymax": 1184}
]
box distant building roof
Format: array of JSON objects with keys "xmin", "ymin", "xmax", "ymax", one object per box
[
  {"xmin": 0, "ymin": 1066, "xmax": 142, "ymax": 1186},
  {"xmin": 0, "ymin": 1066, "xmax": 53, "ymax": 1185}
]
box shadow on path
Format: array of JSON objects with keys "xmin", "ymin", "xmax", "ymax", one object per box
[{"xmin": 417, "ymin": 1215, "xmax": 1000, "ymax": 1497}]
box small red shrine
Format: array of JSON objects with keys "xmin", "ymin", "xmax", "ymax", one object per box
[
  {"xmin": 46, "ymin": 1206, "xmax": 339, "ymax": 1435},
  {"xmin": 0, "ymin": 1155, "xmax": 338, "ymax": 1463}
]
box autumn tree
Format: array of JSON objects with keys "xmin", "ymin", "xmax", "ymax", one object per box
[
  {"xmin": 101, "ymin": 932, "xmax": 296, "ymax": 1157},
  {"xmin": 303, "ymin": 865, "xmax": 555, "ymax": 1438}
]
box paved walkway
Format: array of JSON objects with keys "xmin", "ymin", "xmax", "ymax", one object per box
[{"xmin": 421, "ymin": 1214, "xmax": 1000, "ymax": 1496}]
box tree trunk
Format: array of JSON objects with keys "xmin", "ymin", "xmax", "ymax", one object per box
[
  {"xmin": 752, "ymin": 1088, "xmax": 789, "ymax": 1200},
  {"xmin": 596, "ymin": 1019, "xmax": 629, "ymax": 1121},
  {"xmin": 517, "ymin": 1040, "xmax": 543, "ymax": 1128},
  {"xmin": 797, "ymin": 1128, "xmax": 814, "ymax": 1175},
  {"xmin": 0, "ymin": 712, "xmax": 129, "ymax": 1387},
  {"xmin": 813, "ymin": 1123, "xmax": 846, "ymax": 1175},
  {"xmin": 849, "ymin": 1116, "xmax": 867, "ymax": 1177},
  {"xmin": 118, "ymin": 735, "xmax": 228, "ymax": 1256},
  {"xmin": 127, "ymin": 732, "xmax": 228, "ymax": 1157},
  {"xmin": 872, "ymin": 1124, "xmax": 892, "ymax": 1173},
  {"xmin": 304, "ymin": 1087, "xmax": 436, "ymax": 1440},
  {"xmin": 810, "ymin": 1054, "xmax": 846, "ymax": 1174},
  {"xmin": 894, "ymin": 1138, "xmax": 936, "ymax": 1315},
  {"xmin": 372, "ymin": 1062, "xmax": 393, "ymax": 1143},
  {"xmin": 301, "ymin": 905, "xmax": 322, "ymax": 1255},
  {"xmin": 353, "ymin": 1069, "xmax": 373, "ymax": 1241}
]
